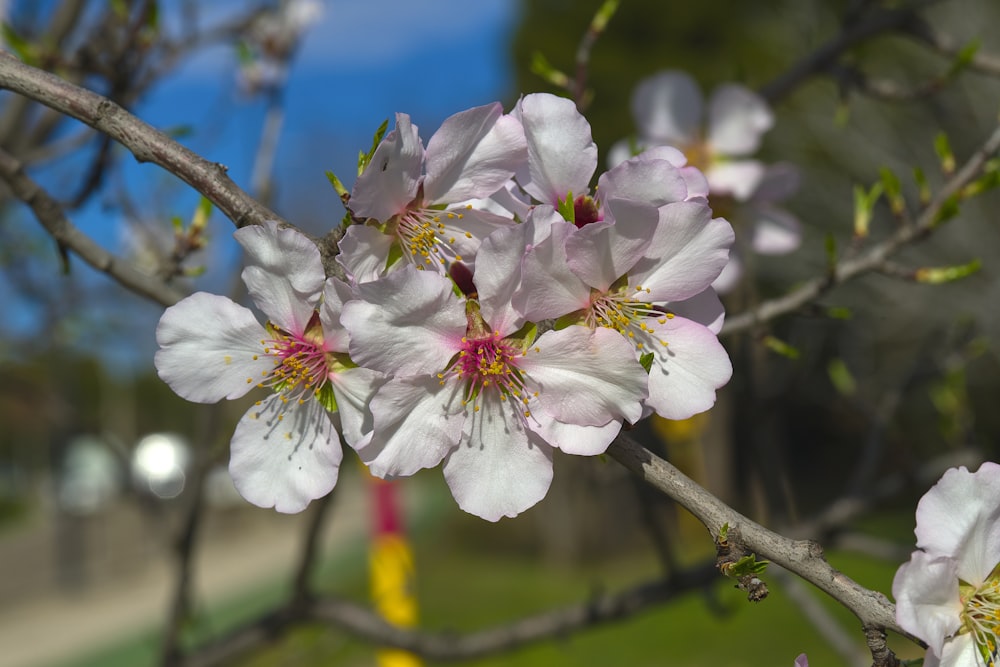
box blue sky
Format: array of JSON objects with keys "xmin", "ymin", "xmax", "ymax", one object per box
[{"xmin": 6, "ymin": 0, "xmax": 522, "ymax": 371}]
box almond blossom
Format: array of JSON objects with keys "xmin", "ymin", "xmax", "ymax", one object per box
[
  {"xmin": 892, "ymin": 462, "xmax": 1000, "ymax": 667},
  {"xmin": 338, "ymin": 103, "xmax": 526, "ymax": 283},
  {"xmin": 609, "ymin": 70, "xmax": 802, "ymax": 293},
  {"xmin": 340, "ymin": 258, "xmax": 648, "ymax": 522},
  {"xmin": 514, "ymin": 197, "xmax": 733, "ymax": 420},
  {"xmin": 155, "ymin": 222, "xmax": 383, "ymax": 513}
]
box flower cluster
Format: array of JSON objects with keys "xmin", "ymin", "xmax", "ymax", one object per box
[
  {"xmin": 610, "ymin": 70, "xmax": 802, "ymax": 292},
  {"xmin": 155, "ymin": 93, "xmax": 735, "ymax": 521},
  {"xmin": 893, "ymin": 462, "xmax": 1000, "ymax": 667}
]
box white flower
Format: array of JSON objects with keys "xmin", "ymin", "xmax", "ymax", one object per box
[
  {"xmin": 154, "ymin": 222, "xmax": 382, "ymax": 513},
  {"xmin": 892, "ymin": 462, "xmax": 1000, "ymax": 667}
]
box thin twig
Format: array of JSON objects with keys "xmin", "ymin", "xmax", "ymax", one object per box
[
  {"xmin": 720, "ymin": 121, "xmax": 1000, "ymax": 337},
  {"xmin": 0, "ymin": 146, "xmax": 184, "ymax": 306}
]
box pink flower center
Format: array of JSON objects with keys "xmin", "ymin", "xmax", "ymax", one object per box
[
  {"xmin": 251, "ymin": 315, "xmax": 331, "ymax": 408},
  {"xmin": 440, "ymin": 332, "xmax": 535, "ymax": 415}
]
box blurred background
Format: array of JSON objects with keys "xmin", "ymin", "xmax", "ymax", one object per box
[{"xmin": 1, "ymin": 0, "xmax": 999, "ymax": 665}]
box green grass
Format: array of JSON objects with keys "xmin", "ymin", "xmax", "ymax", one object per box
[{"xmin": 55, "ymin": 478, "xmax": 921, "ymax": 667}]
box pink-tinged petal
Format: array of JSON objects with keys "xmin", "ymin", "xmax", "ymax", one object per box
[
  {"xmin": 631, "ymin": 70, "xmax": 702, "ymax": 145},
  {"xmin": 711, "ymin": 251, "xmax": 743, "ymax": 294},
  {"xmin": 360, "ymin": 375, "xmax": 465, "ymax": 478},
  {"xmin": 516, "ymin": 218, "xmax": 590, "ymax": 322},
  {"xmin": 638, "ymin": 144, "xmax": 689, "ymax": 166},
  {"xmin": 515, "ymin": 93, "xmax": 597, "ymax": 205},
  {"xmin": 487, "ymin": 179, "xmax": 533, "ymax": 220},
  {"xmin": 319, "ymin": 277, "xmax": 355, "ymax": 353},
  {"xmin": 528, "ymin": 414, "xmax": 622, "ymax": 456},
  {"xmin": 443, "ymin": 394, "xmax": 554, "ymax": 521},
  {"xmin": 155, "ymin": 292, "xmax": 271, "ymax": 403},
  {"xmin": 350, "ymin": 113, "xmax": 423, "ymax": 221},
  {"xmin": 236, "ymin": 222, "xmax": 324, "ymax": 332},
  {"xmin": 707, "ymin": 160, "xmax": 767, "ymax": 201},
  {"xmin": 520, "ymin": 326, "xmax": 647, "ymax": 426},
  {"xmin": 706, "ymin": 83, "xmax": 773, "ymax": 156},
  {"xmin": 566, "ymin": 199, "xmax": 659, "ymax": 292},
  {"xmin": 606, "ymin": 138, "xmax": 634, "ymax": 169},
  {"xmin": 229, "ymin": 395, "xmax": 341, "ymax": 514},
  {"xmin": 793, "ymin": 655, "xmax": 809, "ymax": 667},
  {"xmin": 749, "ymin": 204, "xmax": 802, "ymax": 255},
  {"xmin": 913, "ymin": 462, "xmax": 1000, "ymax": 584},
  {"xmin": 439, "ymin": 206, "xmax": 516, "ymax": 270},
  {"xmin": 598, "ymin": 156, "xmax": 689, "ymax": 208},
  {"xmin": 680, "ymin": 166, "xmax": 711, "ymax": 199},
  {"xmin": 341, "ymin": 267, "xmax": 466, "ymax": 376},
  {"xmin": 329, "ymin": 366, "xmax": 385, "ymax": 450},
  {"xmin": 473, "ymin": 221, "xmax": 529, "ymax": 336},
  {"xmin": 666, "ymin": 287, "xmax": 725, "ymax": 334},
  {"xmin": 642, "ymin": 316, "xmax": 732, "ymax": 420},
  {"xmin": 335, "ymin": 224, "xmax": 397, "ymax": 285},
  {"xmin": 424, "ymin": 104, "xmax": 527, "ymax": 204},
  {"xmin": 892, "ymin": 551, "xmax": 963, "ymax": 657},
  {"xmin": 754, "ymin": 162, "xmax": 801, "ymax": 202},
  {"xmin": 630, "ymin": 203, "xmax": 734, "ymax": 302},
  {"xmin": 935, "ymin": 634, "xmax": 977, "ymax": 667}
]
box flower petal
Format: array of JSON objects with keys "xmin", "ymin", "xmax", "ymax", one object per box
[
  {"xmin": 514, "ymin": 93, "xmax": 597, "ymax": 205},
  {"xmin": 335, "ymin": 224, "xmax": 397, "ymax": 285},
  {"xmin": 341, "ymin": 266, "xmax": 466, "ymax": 376},
  {"xmin": 641, "ymin": 316, "xmax": 732, "ymax": 420},
  {"xmin": 528, "ymin": 414, "xmax": 622, "ymax": 456},
  {"xmin": 229, "ymin": 395, "xmax": 341, "ymax": 514},
  {"xmin": 629, "ymin": 202, "xmax": 734, "ymax": 302},
  {"xmin": 350, "ymin": 113, "xmax": 423, "ymax": 221},
  {"xmin": 515, "ymin": 215, "xmax": 590, "ymax": 322},
  {"xmin": 707, "ymin": 160, "xmax": 767, "ymax": 201},
  {"xmin": 597, "ymin": 154, "xmax": 688, "ymax": 207},
  {"xmin": 519, "ymin": 326, "xmax": 647, "ymax": 426},
  {"xmin": 706, "ymin": 83, "xmax": 773, "ymax": 156},
  {"xmin": 329, "ymin": 365, "xmax": 385, "ymax": 450},
  {"xmin": 155, "ymin": 292, "xmax": 270, "ymax": 403},
  {"xmin": 749, "ymin": 205, "xmax": 802, "ymax": 255},
  {"xmin": 424, "ymin": 103, "xmax": 527, "ymax": 204},
  {"xmin": 319, "ymin": 277, "xmax": 355, "ymax": 353},
  {"xmin": 443, "ymin": 394, "xmax": 554, "ymax": 521},
  {"xmin": 913, "ymin": 461, "xmax": 1000, "ymax": 584},
  {"xmin": 236, "ymin": 221, "xmax": 324, "ymax": 332},
  {"xmin": 666, "ymin": 287, "xmax": 725, "ymax": 334},
  {"xmin": 360, "ymin": 375, "xmax": 465, "ymax": 478},
  {"xmin": 566, "ymin": 199, "xmax": 660, "ymax": 292},
  {"xmin": 631, "ymin": 70, "xmax": 702, "ymax": 145},
  {"xmin": 892, "ymin": 551, "xmax": 964, "ymax": 657}
]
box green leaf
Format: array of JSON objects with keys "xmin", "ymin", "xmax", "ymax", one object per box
[
  {"xmin": 357, "ymin": 119, "xmax": 389, "ymax": 175},
  {"xmin": 763, "ymin": 335, "xmax": 800, "ymax": 360},
  {"xmin": 934, "ymin": 132, "xmax": 956, "ymax": 174},
  {"xmin": 931, "ymin": 194, "xmax": 961, "ymax": 227},
  {"xmin": 946, "ymin": 38, "xmax": 980, "ymax": 78},
  {"xmin": 914, "ymin": 259, "xmax": 982, "ymax": 284},
  {"xmin": 557, "ymin": 191, "xmax": 576, "ymax": 224},
  {"xmin": 315, "ymin": 383, "xmax": 338, "ymax": 413},
  {"xmin": 826, "ymin": 306, "xmax": 853, "ymax": 320},
  {"xmin": 724, "ymin": 554, "xmax": 769, "ymax": 578},
  {"xmin": 530, "ymin": 52, "xmax": 570, "ymax": 88},
  {"xmin": 639, "ymin": 352, "xmax": 654, "ymax": 373},
  {"xmin": 852, "ymin": 182, "xmax": 882, "ymax": 238},
  {"xmin": 1, "ymin": 23, "xmax": 37, "ymax": 65},
  {"xmin": 325, "ymin": 170, "xmax": 349, "ymax": 198},
  {"xmin": 824, "ymin": 233, "xmax": 837, "ymax": 271},
  {"xmin": 879, "ymin": 167, "xmax": 905, "ymax": 216},
  {"xmin": 827, "ymin": 358, "xmax": 857, "ymax": 396}
]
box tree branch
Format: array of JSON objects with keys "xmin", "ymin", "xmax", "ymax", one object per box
[
  {"xmin": 0, "ymin": 146, "xmax": 184, "ymax": 306},
  {"xmin": 721, "ymin": 121, "xmax": 1000, "ymax": 337},
  {"xmin": 606, "ymin": 434, "xmax": 909, "ymax": 640},
  {"xmin": 0, "ymin": 51, "xmax": 284, "ymax": 231}
]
